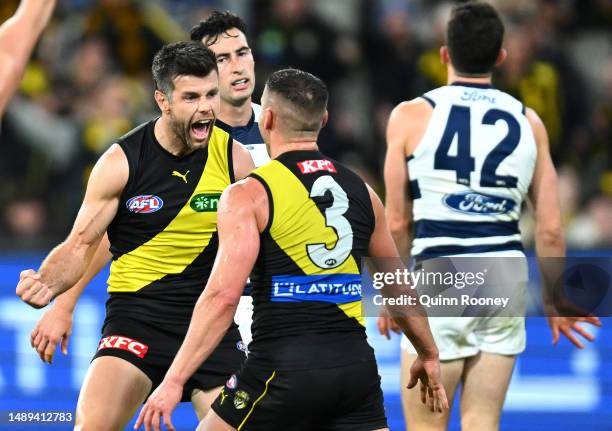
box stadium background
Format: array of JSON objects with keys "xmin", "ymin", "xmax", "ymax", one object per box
[{"xmin": 0, "ymin": 0, "xmax": 610, "ymax": 429}]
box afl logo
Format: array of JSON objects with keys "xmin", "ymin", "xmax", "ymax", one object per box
[{"xmin": 126, "ymin": 195, "xmax": 163, "ymax": 214}]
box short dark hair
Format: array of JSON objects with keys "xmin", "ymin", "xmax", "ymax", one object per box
[
  {"xmin": 265, "ymin": 68, "xmax": 328, "ymax": 132},
  {"xmin": 447, "ymin": 2, "xmax": 504, "ymax": 75},
  {"xmin": 190, "ymin": 11, "xmax": 247, "ymax": 45},
  {"xmin": 152, "ymin": 41, "xmax": 218, "ymax": 94}
]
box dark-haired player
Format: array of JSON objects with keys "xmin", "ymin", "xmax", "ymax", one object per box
[
  {"xmin": 191, "ymin": 11, "xmax": 270, "ymax": 346},
  {"xmin": 29, "ymin": 11, "xmax": 266, "ymax": 361},
  {"xmin": 17, "ymin": 41, "xmax": 254, "ymax": 430},
  {"xmin": 191, "ymin": 11, "xmax": 269, "ymax": 168},
  {"xmin": 136, "ymin": 68, "xmax": 448, "ymax": 431},
  {"xmin": 380, "ymin": 2, "xmax": 601, "ymax": 430}
]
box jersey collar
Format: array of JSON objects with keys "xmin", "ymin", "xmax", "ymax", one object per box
[{"xmin": 450, "ymin": 82, "xmax": 493, "ymax": 89}]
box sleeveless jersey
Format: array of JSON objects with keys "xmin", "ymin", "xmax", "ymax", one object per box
[
  {"xmin": 106, "ymin": 119, "xmax": 234, "ymax": 325},
  {"xmin": 216, "ymin": 102, "xmax": 270, "ymax": 167},
  {"xmin": 408, "ymin": 83, "xmax": 537, "ymax": 258},
  {"xmin": 247, "ymin": 150, "xmax": 376, "ymax": 370}
]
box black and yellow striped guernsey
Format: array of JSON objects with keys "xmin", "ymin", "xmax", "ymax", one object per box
[
  {"xmin": 247, "ymin": 150, "xmax": 376, "ymax": 370},
  {"xmin": 105, "ymin": 119, "xmax": 234, "ymax": 325}
]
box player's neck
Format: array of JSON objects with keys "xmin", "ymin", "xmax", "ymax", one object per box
[
  {"xmin": 447, "ymin": 69, "xmax": 492, "ymax": 86},
  {"xmin": 218, "ymin": 99, "xmax": 252, "ymax": 127},
  {"xmin": 271, "ymin": 140, "xmax": 319, "ymax": 159}
]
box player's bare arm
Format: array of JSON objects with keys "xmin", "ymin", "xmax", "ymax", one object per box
[
  {"xmin": 30, "ymin": 234, "xmax": 112, "ymax": 363},
  {"xmin": 232, "ymin": 138, "xmax": 256, "ymax": 180},
  {"xmin": 380, "ymin": 99, "xmax": 433, "ymax": 336},
  {"xmin": 367, "ymin": 185, "xmax": 449, "ymax": 413},
  {"xmin": 0, "ymin": 0, "xmax": 57, "ymax": 115},
  {"xmin": 526, "ymin": 107, "xmax": 602, "ymax": 347},
  {"xmin": 135, "ymin": 178, "xmax": 267, "ymax": 431},
  {"xmin": 384, "ymin": 99, "xmax": 432, "ymax": 256},
  {"xmin": 16, "ymin": 144, "xmax": 128, "ymax": 308}
]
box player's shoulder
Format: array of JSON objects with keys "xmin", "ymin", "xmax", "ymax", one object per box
[
  {"xmin": 392, "ymin": 97, "xmax": 434, "ymax": 115},
  {"xmin": 523, "ymin": 107, "xmax": 544, "ymax": 127},
  {"xmin": 115, "ymin": 118, "xmax": 155, "ymax": 145},
  {"xmin": 388, "ymin": 97, "xmax": 433, "ymax": 135},
  {"xmin": 221, "ymin": 175, "xmax": 267, "ymax": 210}
]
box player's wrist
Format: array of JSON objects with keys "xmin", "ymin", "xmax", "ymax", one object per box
[
  {"xmin": 51, "ymin": 297, "xmax": 76, "ymax": 313},
  {"xmin": 165, "ymin": 369, "xmax": 188, "ymax": 387},
  {"xmin": 417, "ymin": 346, "xmax": 439, "ymax": 361}
]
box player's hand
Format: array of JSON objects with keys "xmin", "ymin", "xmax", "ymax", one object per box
[
  {"xmin": 407, "ymin": 356, "xmax": 449, "ymax": 413},
  {"xmin": 16, "ymin": 269, "xmax": 53, "ymax": 309},
  {"xmin": 134, "ymin": 378, "xmax": 182, "ymax": 431},
  {"xmin": 30, "ymin": 304, "xmax": 73, "ymax": 363},
  {"xmin": 377, "ymin": 308, "xmax": 401, "ymax": 340},
  {"xmin": 546, "ymin": 315, "xmax": 602, "ymax": 349}
]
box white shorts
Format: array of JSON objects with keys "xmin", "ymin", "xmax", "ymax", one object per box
[
  {"xmin": 400, "ymin": 316, "xmax": 526, "ymax": 360},
  {"xmin": 401, "ymin": 249, "xmax": 527, "ymax": 360},
  {"xmin": 235, "ymin": 295, "xmax": 253, "ymax": 346}
]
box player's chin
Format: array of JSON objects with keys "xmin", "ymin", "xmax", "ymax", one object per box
[
  {"xmin": 188, "ymin": 131, "xmax": 212, "ymax": 149},
  {"xmin": 231, "ymin": 86, "xmax": 254, "ymax": 101}
]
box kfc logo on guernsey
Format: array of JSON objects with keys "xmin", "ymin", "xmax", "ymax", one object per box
[
  {"xmin": 126, "ymin": 195, "xmax": 163, "ymax": 214},
  {"xmin": 97, "ymin": 335, "xmax": 149, "ymax": 358},
  {"xmin": 298, "ymin": 160, "xmax": 337, "ymax": 174}
]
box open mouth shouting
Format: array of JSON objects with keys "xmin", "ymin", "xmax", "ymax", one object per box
[{"xmin": 190, "ymin": 117, "xmax": 214, "ymax": 142}]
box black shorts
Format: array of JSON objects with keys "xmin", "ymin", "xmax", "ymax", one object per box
[
  {"xmin": 93, "ymin": 316, "xmax": 246, "ymax": 402},
  {"xmin": 211, "ymin": 360, "xmax": 387, "ymax": 431}
]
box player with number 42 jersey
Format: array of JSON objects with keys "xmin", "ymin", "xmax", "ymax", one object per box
[{"xmin": 408, "ymin": 82, "xmax": 536, "ymax": 258}]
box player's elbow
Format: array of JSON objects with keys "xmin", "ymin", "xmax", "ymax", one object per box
[
  {"xmin": 535, "ymin": 225, "xmax": 565, "ymax": 250},
  {"xmin": 216, "ymin": 290, "xmax": 242, "ymax": 310},
  {"xmin": 388, "ymin": 217, "xmax": 410, "ymax": 238}
]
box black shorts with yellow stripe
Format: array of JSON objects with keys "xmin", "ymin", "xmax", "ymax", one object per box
[
  {"xmin": 93, "ymin": 316, "xmax": 246, "ymax": 402},
  {"xmin": 211, "ymin": 359, "xmax": 388, "ymax": 431}
]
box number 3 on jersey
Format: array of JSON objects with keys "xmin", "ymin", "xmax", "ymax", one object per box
[
  {"xmin": 306, "ymin": 175, "xmax": 353, "ymax": 269},
  {"xmin": 434, "ymin": 105, "xmax": 520, "ymax": 187}
]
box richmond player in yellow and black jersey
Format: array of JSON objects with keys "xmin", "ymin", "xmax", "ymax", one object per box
[
  {"xmin": 17, "ymin": 42, "xmax": 255, "ymax": 430},
  {"xmin": 137, "ymin": 69, "xmax": 448, "ymax": 431}
]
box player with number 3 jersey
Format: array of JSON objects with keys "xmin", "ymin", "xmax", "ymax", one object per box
[{"xmin": 136, "ymin": 68, "xmax": 449, "ymax": 431}]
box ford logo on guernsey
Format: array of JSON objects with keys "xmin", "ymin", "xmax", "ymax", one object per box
[
  {"xmin": 443, "ymin": 191, "xmax": 516, "ymax": 215},
  {"xmin": 126, "ymin": 195, "xmax": 164, "ymax": 214}
]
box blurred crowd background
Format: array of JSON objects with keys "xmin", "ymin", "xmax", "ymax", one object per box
[{"xmin": 0, "ymin": 0, "xmax": 610, "ymax": 250}]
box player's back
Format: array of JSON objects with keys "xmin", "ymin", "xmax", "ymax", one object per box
[
  {"xmin": 409, "ymin": 83, "xmax": 537, "ymax": 259},
  {"xmin": 247, "ymin": 150, "xmax": 375, "ymax": 370}
]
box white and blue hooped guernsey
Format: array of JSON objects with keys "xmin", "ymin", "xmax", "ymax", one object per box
[
  {"xmin": 216, "ymin": 102, "xmax": 270, "ymax": 168},
  {"xmin": 408, "ymin": 83, "xmax": 537, "ymax": 258}
]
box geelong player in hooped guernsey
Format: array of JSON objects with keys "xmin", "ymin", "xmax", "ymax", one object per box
[
  {"xmin": 381, "ymin": 3, "xmax": 601, "ymax": 431},
  {"xmin": 137, "ymin": 69, "xmax": 448, "ymax": 431}
]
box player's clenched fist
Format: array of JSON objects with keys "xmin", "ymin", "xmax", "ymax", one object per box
[{"xmin": 16, "ymin": 269, "xmax": 53, "ymax": 309}]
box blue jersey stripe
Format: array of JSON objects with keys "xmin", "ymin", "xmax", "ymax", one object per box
[
  {"xmin": 416, "ymin": 241, "xmax": 524, "ymax": 260},
  {"xmin": 414, "ymin": 219, "xmax": 519, "ymax": 239},
  {"xmin": 270, "ymin": 274, "xmax": 362, "ymax": 304},
  {"xmin": 409, "ymin": 179, "xmax": 422, "ymax": 199}
]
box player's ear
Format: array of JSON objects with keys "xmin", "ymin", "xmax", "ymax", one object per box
[
  {"xmin": 440, "ymin": 46, "xmax": 450, "ymax": 65},
  {"xmin": 494, "ymin": 48, "xmax": 507, "ymax": 67},
  {"xmin": 154, "ymin": 90, "xmax": 170, "ymax": 114},
  {"xmin": 263, "ymin": 108, "xmax": 274, "ymax": 131},
  {"xmin": 321, "ymin": 110, "xmax": 329, "ymax": 128}
]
